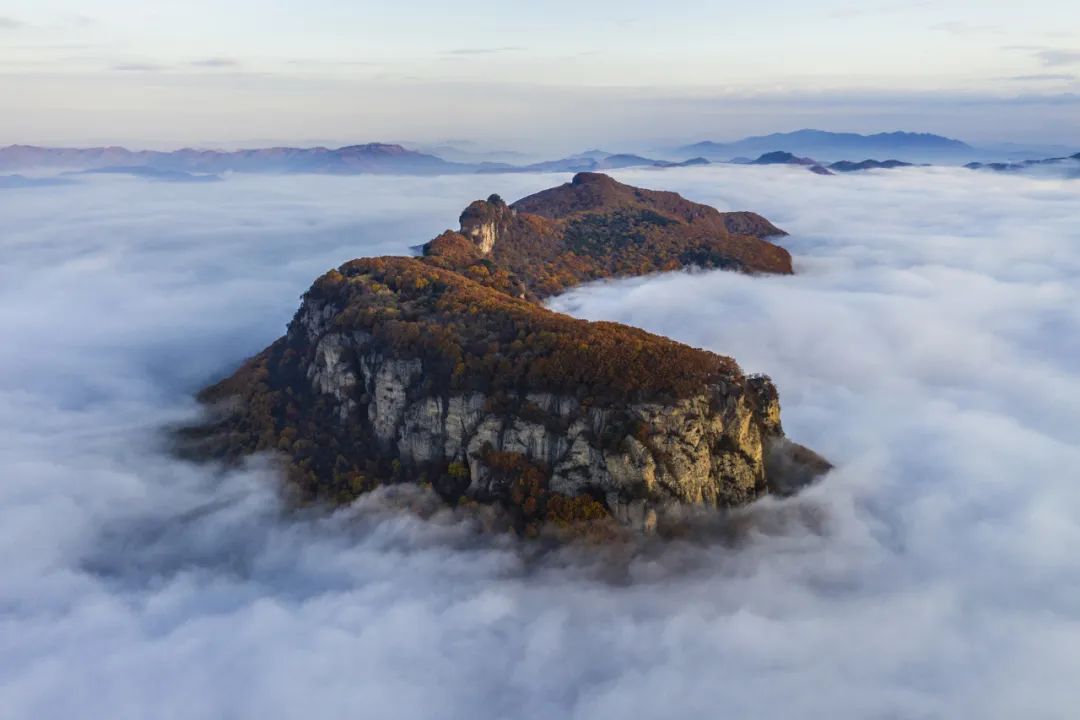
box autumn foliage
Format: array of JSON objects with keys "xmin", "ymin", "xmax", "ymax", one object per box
[
  {"xmin": 422, "ymin": 172, "xmax": 792, "ymax": 300},
  {"xmin": 185, "ymin": 173, "xmax": 792, "ymax": 532}
]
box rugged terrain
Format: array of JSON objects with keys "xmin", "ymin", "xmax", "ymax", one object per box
[
  {"xmin": 422, "ymin": 172, "xmax": 792, "ymax": 300},
  {"xmin": 186, "ymin": 174, "xmax": 827, "ymax": 533}
]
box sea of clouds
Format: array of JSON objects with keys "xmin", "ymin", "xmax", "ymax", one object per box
[{"xmin": 1, "ymin": 165, "xmax": 1079, "ymax": 719}]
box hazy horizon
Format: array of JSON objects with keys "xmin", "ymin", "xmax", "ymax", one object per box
[{"xmin": 3, "ymin": 1, "xmax": 1080, "ymax": 151}]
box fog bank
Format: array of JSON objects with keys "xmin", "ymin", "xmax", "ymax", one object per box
[{"xmin": 1, "ymin": 166, "xmax": 1079, "ymax": 719}]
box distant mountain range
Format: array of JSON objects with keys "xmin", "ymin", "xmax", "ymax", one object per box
[
  {"xmin": 0, "ymin": 143, "xmax": 715, "ymax": 177},
  {"xmin": 678, "ymin": 130, "xmax": 974, "ymax": 163},
  {"xmin": 0, "ymin": 143, "xmax": 468, "ymax": 175},
  {"xmin": 741, "ymin": 147, "xmax": 1080, "ymax": 178},
  {"xmin": 966, "ymin": 152, "xmax": 1080, "ymax": 177},
  {"xmin": 1, "ymin": 133, "xmax": 1075, "ymax": 184},
  {"xmin": 743, "ymin": 151, "xmax": 918, "ymax": 176},
  {"xmin": 480, "ymin": 152, "xmax": 709, "ymax": 174}
]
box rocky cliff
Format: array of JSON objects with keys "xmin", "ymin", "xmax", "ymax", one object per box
[{"xmin": 186, "ymin": 175, "xmax": 828, "ymax": 534}]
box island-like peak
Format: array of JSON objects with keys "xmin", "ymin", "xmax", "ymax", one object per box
[{"xmin": 183, "ymin": 175, "xmax": 828, "ymax": 535}]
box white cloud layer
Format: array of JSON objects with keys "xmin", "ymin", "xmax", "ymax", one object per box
[{"xmin": 1, "ymin": 166, "xmax": 1079, "ymax": 719}]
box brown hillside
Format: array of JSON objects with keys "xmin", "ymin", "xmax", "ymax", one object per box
[{"xmin": 421, "ymin": 172, "xmax": 792, "ymax": 300}]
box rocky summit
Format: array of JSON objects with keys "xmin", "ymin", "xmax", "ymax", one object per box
[{"xmin": 184, "ymin": 174, "xmax": 828, "ymax": 534}]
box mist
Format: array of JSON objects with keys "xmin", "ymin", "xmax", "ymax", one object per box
[{"xmin": 1, "ymin": 166, "xmax": 1079, "ymax": 719}]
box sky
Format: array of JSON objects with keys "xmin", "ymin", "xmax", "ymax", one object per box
[
  {"xmin": 1, "ymin": 164, "xmax": 1079, "ymax": 718},
  {"xmin": 2, "ymin": 0, "xmax": 1079, "ymax": 150}
]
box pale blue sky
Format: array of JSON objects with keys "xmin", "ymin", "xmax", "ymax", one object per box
[{"xmin": 1, "ymin": 0, "xmax": 1078, "ymax": 149}]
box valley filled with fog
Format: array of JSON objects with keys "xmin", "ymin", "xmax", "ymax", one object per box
[{"xmin": 2, "ymin": 166, "xmax": 1078, "ymax": 719}]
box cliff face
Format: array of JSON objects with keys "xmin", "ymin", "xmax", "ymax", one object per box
[
  {"xmin": 294, "ymin": 292, "xmax": 776, "ymax": 530},
  {"xmin": 187, "ymin": 175, "xmax": 828, "ymax": 533}
]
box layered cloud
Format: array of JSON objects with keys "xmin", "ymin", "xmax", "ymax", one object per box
[{"xmin": 1, "ymin": 166, "xmax": 1078, "ymax": 719}]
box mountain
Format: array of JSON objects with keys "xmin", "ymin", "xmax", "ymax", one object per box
[
  {"xmin": 0, "ymin": 143, "xmax": 467, "ymax": 175},
  {"xmin": 975, "ymin": 142, "xmax": 1080, "ymax": 162},
  {"xmin": 746, "ymin": 152, "xmax": 835, "ymax": 176},
  {"xmin": 828, "ymin": 159, "xmax": 914, "ymax": 172},
  {"xmin": 678, "ymin": 130, "xmax": 974, "ymax": 163},
  {"xmin": 183, "ymin": 174, "xmax": 827, "ymax": 534},
  {"xmin": 479, "ymin": 152, "xmax": 709, "ymax": 174},
  {"xmin": 745, "ymin": 153, "xmax": 919, "ymax": 176},
  {"xmin": 408, "ymin": 142, "xmax": 532, "ymax": 165},
  {"xmin": 750, "ymin": 151, "xmax": 818, "ymax": 166},
  {"xmin": 422, "ymin": 172, "xmax": 791, "ymax": 300},
  {"xmin": 966, "ymin": 152, "xmax": 1080, "ymax": 177},
  {"xmin": 1, "ymin": 142, "xmax": 711, "ymax": 177}
]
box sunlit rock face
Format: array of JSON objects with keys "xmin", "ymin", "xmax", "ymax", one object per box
[
  {"xmin": 458, "ymin": 194, "xmax": 512, "ymax": 255},
  {"xmin": 297, "ymin": 296, "xmax": 782, "ymax": 524}
]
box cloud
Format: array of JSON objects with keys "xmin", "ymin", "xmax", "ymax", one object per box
[
  {"xmin": 1, "ymin": 167, "xmax": 1079, "ymax": 718},
  {"xmin": 0, "ymin": 14, "xmax": 92, "ymax": 31},
  {"xmin": 444, "ymin": 46, "xmax": 525, "ymax": 55},
  {"xmin": 1008, "ymin": 73, "xmax": 1077, "ymax": 82},
  {"xmin": 828, "ymin": 0, "xmax": 934, "ymax": 19},
  {"xmin": 111, "ymin": 62, "xmax": 167, "ymax": 72},
  {"xmin": 1010, "ymin": 46, "xmax": 1080, "ymax": 68},
  {"xmin": 66, "ymin": 14, "xmax": 96, "ymax": 28},
  {"xmin": 190, "ymin": 57, "xmax": 239, "ymax": 68},
  {"xmin": 1037, "ymin": 49, "xmax": 1080, "ymax": 67},
  {"xmin": 930, "ymin": 21, "xmax": 1001, "ymax": 36}
]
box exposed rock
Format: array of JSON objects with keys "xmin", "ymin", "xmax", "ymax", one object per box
[{"xmin": 458, "ymin": 193, "xmax": 511, "ymax": 254}]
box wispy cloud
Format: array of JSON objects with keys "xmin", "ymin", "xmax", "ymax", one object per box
[
  {"xmin": 1009, "ymin": 46, "xmax": 1080, "ymax": 68},
  {"xmin": 444, "ymin": 46, "xmax": 525, "ymax": 56},
  {"xmin": 62, "ymin": 14, "xmax": 96, "ymax": 29},
  {"xmin": 1008, "ymin": 73, "xmax": 1077, "ymax": 82},
  {"xmin": 111, "ymin": 62, "xmax": 167, "ymax": 72},
  {"xmin": 829, "ymin": 0, "xmax": 934, "ymax": 19},
  {"xmin": 1037, "ymin": 49, "xmax": 1080, "ymax": 67},
  {"xmin": 190, "ymin": 57, "xmax": 239, "ymax": 68},
  {"xmin": 0, "ymin": 15, "xmax": 25, "ymax": 29},
  {"xmin": 930, "ymin": 21, "xmax": 1001, "ymax": 36}
]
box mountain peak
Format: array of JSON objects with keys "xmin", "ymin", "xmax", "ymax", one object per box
[
  {"xmin": 571, "ymin": 170, "xmax": 615, "ymax": 185},
  {"xmin": 336, "ymin": 143, "xmax": 412, "ymax": 154},
  {"xmin": 423, "ymin": 174, "xmax": 790, "ymax": 300}
]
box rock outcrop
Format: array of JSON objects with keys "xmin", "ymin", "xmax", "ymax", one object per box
[{"xmin": 185, "ymin": 175, "xmax": 828, "ymax": 533}]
